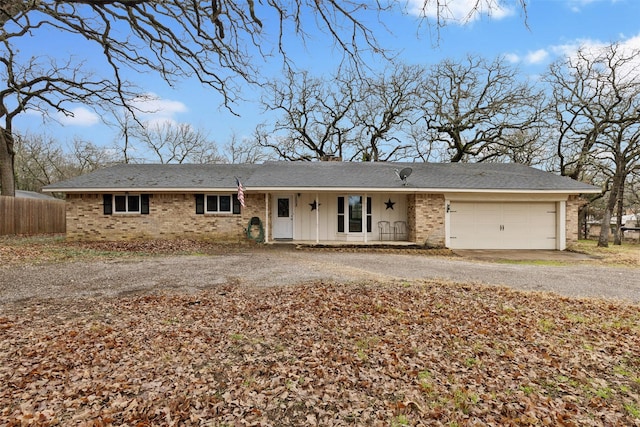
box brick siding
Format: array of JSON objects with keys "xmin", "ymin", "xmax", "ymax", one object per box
[
  {"xmin": 565, "ymin": 195, "xmax": 585, "ymax": 245},
  {"xmin": 408, "ymin": 193, "xmax": 445, "ymax": 247},
  {"xmin": 65, "ymin": 193, "xmax": 266, "ymax": 241}
]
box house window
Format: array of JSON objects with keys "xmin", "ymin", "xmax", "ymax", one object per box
[
  {"xmin": 206, "ymin": 195, "xmax": 232, "ymax": 213},
  {"xmin": 277, "ymin": 198, "xmax": 290, "ymax": 218},
  {"xmin": 114, "ymin": 194, "xmax": 141, "ymax": 213},
  {"xmin": 349, "ymin": 196, "xmax": 362, "ymax": 232},
  {"xmin": 104, "ymin": 194, "xmax": 149, "ymax": 215},
  {"xmin": 337, "ymin": 196, "xmax": 372, "ymax": 233},
  {"xmin": 195, "ymin": 194, "xmax": 241, "ymax": 215}
]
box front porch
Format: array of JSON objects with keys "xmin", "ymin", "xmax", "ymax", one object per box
[{"xmin": 266, "ymin": 192, "xmax": 413, "ymax": 244}]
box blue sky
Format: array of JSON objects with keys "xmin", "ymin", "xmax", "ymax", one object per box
[{"xmin": 13, "ymin": 0, "xmax": 640, "ymax": 159}]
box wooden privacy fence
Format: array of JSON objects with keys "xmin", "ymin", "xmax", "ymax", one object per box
[{"xmin": 0, "ymin": 196, "xmax": 66, "ymax": 235}]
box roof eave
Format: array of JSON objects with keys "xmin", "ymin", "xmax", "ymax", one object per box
[{"xmin": 45, "ymin": 186, "xmax": 601, "ymax": 194}]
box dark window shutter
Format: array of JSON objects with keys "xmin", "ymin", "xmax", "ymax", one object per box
[
  {"xmin": 103, "ymin": 194, "xmax": 112, "ymax": 215},
  {"xmin": 195, "ymin": 194, "xmax": 204, "ymax": 214},
  {"xmin": 141, "ymin": 194, "xmax": 150, "ymax": 215},
  {"xmin": 232, "ymin": 194, "xmax": 241, "ymax": 214}
]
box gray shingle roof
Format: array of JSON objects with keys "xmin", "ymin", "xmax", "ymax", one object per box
[{"xmin": 43, "ymin": 162, "xmax": 599, "ymax": 193}]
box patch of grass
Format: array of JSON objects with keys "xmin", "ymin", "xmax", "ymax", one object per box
[
  {"xmin": 565, "ymin": 312, "xmax": 590, "ymax": 324},
  {"xmin": 624, "ymin": 403, "xmax": 640, "ymax": 418},
  {"xmin": 569, "ymin": 239, "xmax": 640, "ymax": 267},
  {"xmin": 417, "ymin": 370, "xmax": 434, "ymax": 393},
  {"xmin": 452, "ymin": 388, "xmax": 479, "ymax": 414},
  {"xmin": 538, "ymin": 318, "xmax": 556, "ymax": 332},
  {"xmin": 520, "ymin": 385, "xmax": 535, "ymax": 395},
  {"xmin": 594, "ymin": 386, "xmax": 613, "ymax": 399},
  {"xmin": 390, "ymin": 414, "xmax": 410, "ymax": 427},
  {"xmin": 464, "ymin": 357, "xmax": 479, "ymax": 368},
  {"xmin": 354, "ymin": 336, "xmax": 381, "ymax": 361}
]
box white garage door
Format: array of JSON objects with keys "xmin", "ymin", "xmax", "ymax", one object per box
[{"xmin": 449, "ymin": 202, "xmax": 557, "ymax": 249}]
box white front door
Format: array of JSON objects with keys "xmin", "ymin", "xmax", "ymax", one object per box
[{"xmin": 273, "ymin": 196, "xmax": 294, "ymax": 239}]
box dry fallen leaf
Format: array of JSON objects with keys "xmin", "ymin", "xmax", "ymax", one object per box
[{"xmin": 1, "ymin": 279, "xmax": 639, "ymax": 426}]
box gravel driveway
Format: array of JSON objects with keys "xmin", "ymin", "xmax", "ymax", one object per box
[{"xmin": 2, "ymin": 248, "xmax": 638, "ymax": 306}]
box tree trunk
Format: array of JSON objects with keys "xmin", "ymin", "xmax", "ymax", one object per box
[
  {"xmin": 597, "ymin": 209, "xmax": 611, "ymax": 247},
  {"xmin": 614, "ymin": 181, "xmax": 625, "ymax": 245},
  {"xmin": 598, "ymin": 169, "xmax": 625, "ymax": 247},
  {"xmin": 0, "ymin": 129, "xmax": 16, "ymax": 197},
  {"xmin": 579, "ymin": 205, "xmax": 588, "ymax": 239}
]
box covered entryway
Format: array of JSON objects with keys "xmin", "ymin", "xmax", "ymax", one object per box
[{"xmin": 448, "ymin": 201, "xmax": 558, "ymax": 249}]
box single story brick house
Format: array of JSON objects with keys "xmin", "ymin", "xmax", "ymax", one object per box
[{"xmin": 43, "ymin": 162, "xmax": 600, "ymax": 250}]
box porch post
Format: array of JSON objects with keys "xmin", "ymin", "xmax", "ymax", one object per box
[
  {"xmin": 558, "ymin": 200, "xmax": 566, "ymax": 251},
  {"xmin": 265, "ymin": 193, "xmax": 269, "ymax": 243},
  {"xmin": 315, "ymin": 193, "xmax": 320, "ymax": 244},
  {"xmin": 364, "ymin": 193, "xmax": 368, "ymax": 243}
]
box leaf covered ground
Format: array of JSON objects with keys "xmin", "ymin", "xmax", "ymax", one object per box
[{"xmin": 2, "ymin": 280, "xmax": 640, "ymax": 426}]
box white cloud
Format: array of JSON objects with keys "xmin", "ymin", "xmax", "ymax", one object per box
[
  {"xmin": 504, "ymin": 53, "xmax": 520, "ymax": 63},
  {"xmin": 550, "ymin": 33, "xmax": 640, "ymax": 86},
  {"xmin": 525, "ymin": 49, "xmax": 549, "ymax": 64},
  {"xmin": 551, "ymin": 33, "xmax": 640, "ymax": 63},
  {"xmin": 57, "ymin": 107, "xmax": 100, "ymax": 127},
  {"xmin": 407, "ymin": 0, "xmax": 514, "ymax": 24},
  {"xmin": 131, "ymin": 93, "xmax": 188, "ymax": 118},
  {"xmin": 127, "ymin": 93, "xmax": 188, "ymax": 129},
  {"xmin": 568, "ymin": 0, "xmax": 601, "ymax": 13}
]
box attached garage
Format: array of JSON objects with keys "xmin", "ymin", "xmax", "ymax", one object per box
[{"xmin": 448, "ymin": 201, "xmax": 559, "ymax": 250}]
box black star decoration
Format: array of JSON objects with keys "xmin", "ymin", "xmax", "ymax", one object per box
[
  {"xmin": 385, "ymin": 198, "xmax": 395, "ymax": 210},
  {"xmin": 309, "ymin": 201, "xmax": 321, "ymax": 211}
]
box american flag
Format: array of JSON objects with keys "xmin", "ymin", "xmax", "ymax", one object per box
[{"xmin": 236, "ymin": 177, "xmax": 245, "ymax": 208}]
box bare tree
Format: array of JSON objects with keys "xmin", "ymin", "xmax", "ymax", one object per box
[
  {"xmin": 545, "ymin": 43, "xmax": 640, "ymax": 247},
  {"xmin": 134, "ymin": 121, "xmax": 224, "ymax": 164},
  {"xmin": 14, "ymin": 134, "xmax": 66, "ymax": 193},
  {"xmin": 259, "ymin": 69, "xmax": 358, "ymax": 160},
  {"xmin": 481, "ymin": 128, "xmax": 552, "ymax": 167},
  {"xmin": 107, "ymin": 107, "xmax": 143, "ymax": 164},
  {"xmin": 416, "ymin": 54, "xmax": 544, "ymax": 163},
  {"xmin": 14, "ymin": 133, "xmax": 116, "ymax": 193},
  {"xmin": 352, "ymin": 63, "xmax": 425, "ymax": 161},
  {"xmin": 223, "ymin": 132, "xmax": 272, "ymax": 164},
  {"xmin": 545, "ymin": 45, "xmax": 640, "ymax": 181},
  {"xmin": 592, "ymin": 120, "xmax": 640, "ymax": 246}
]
